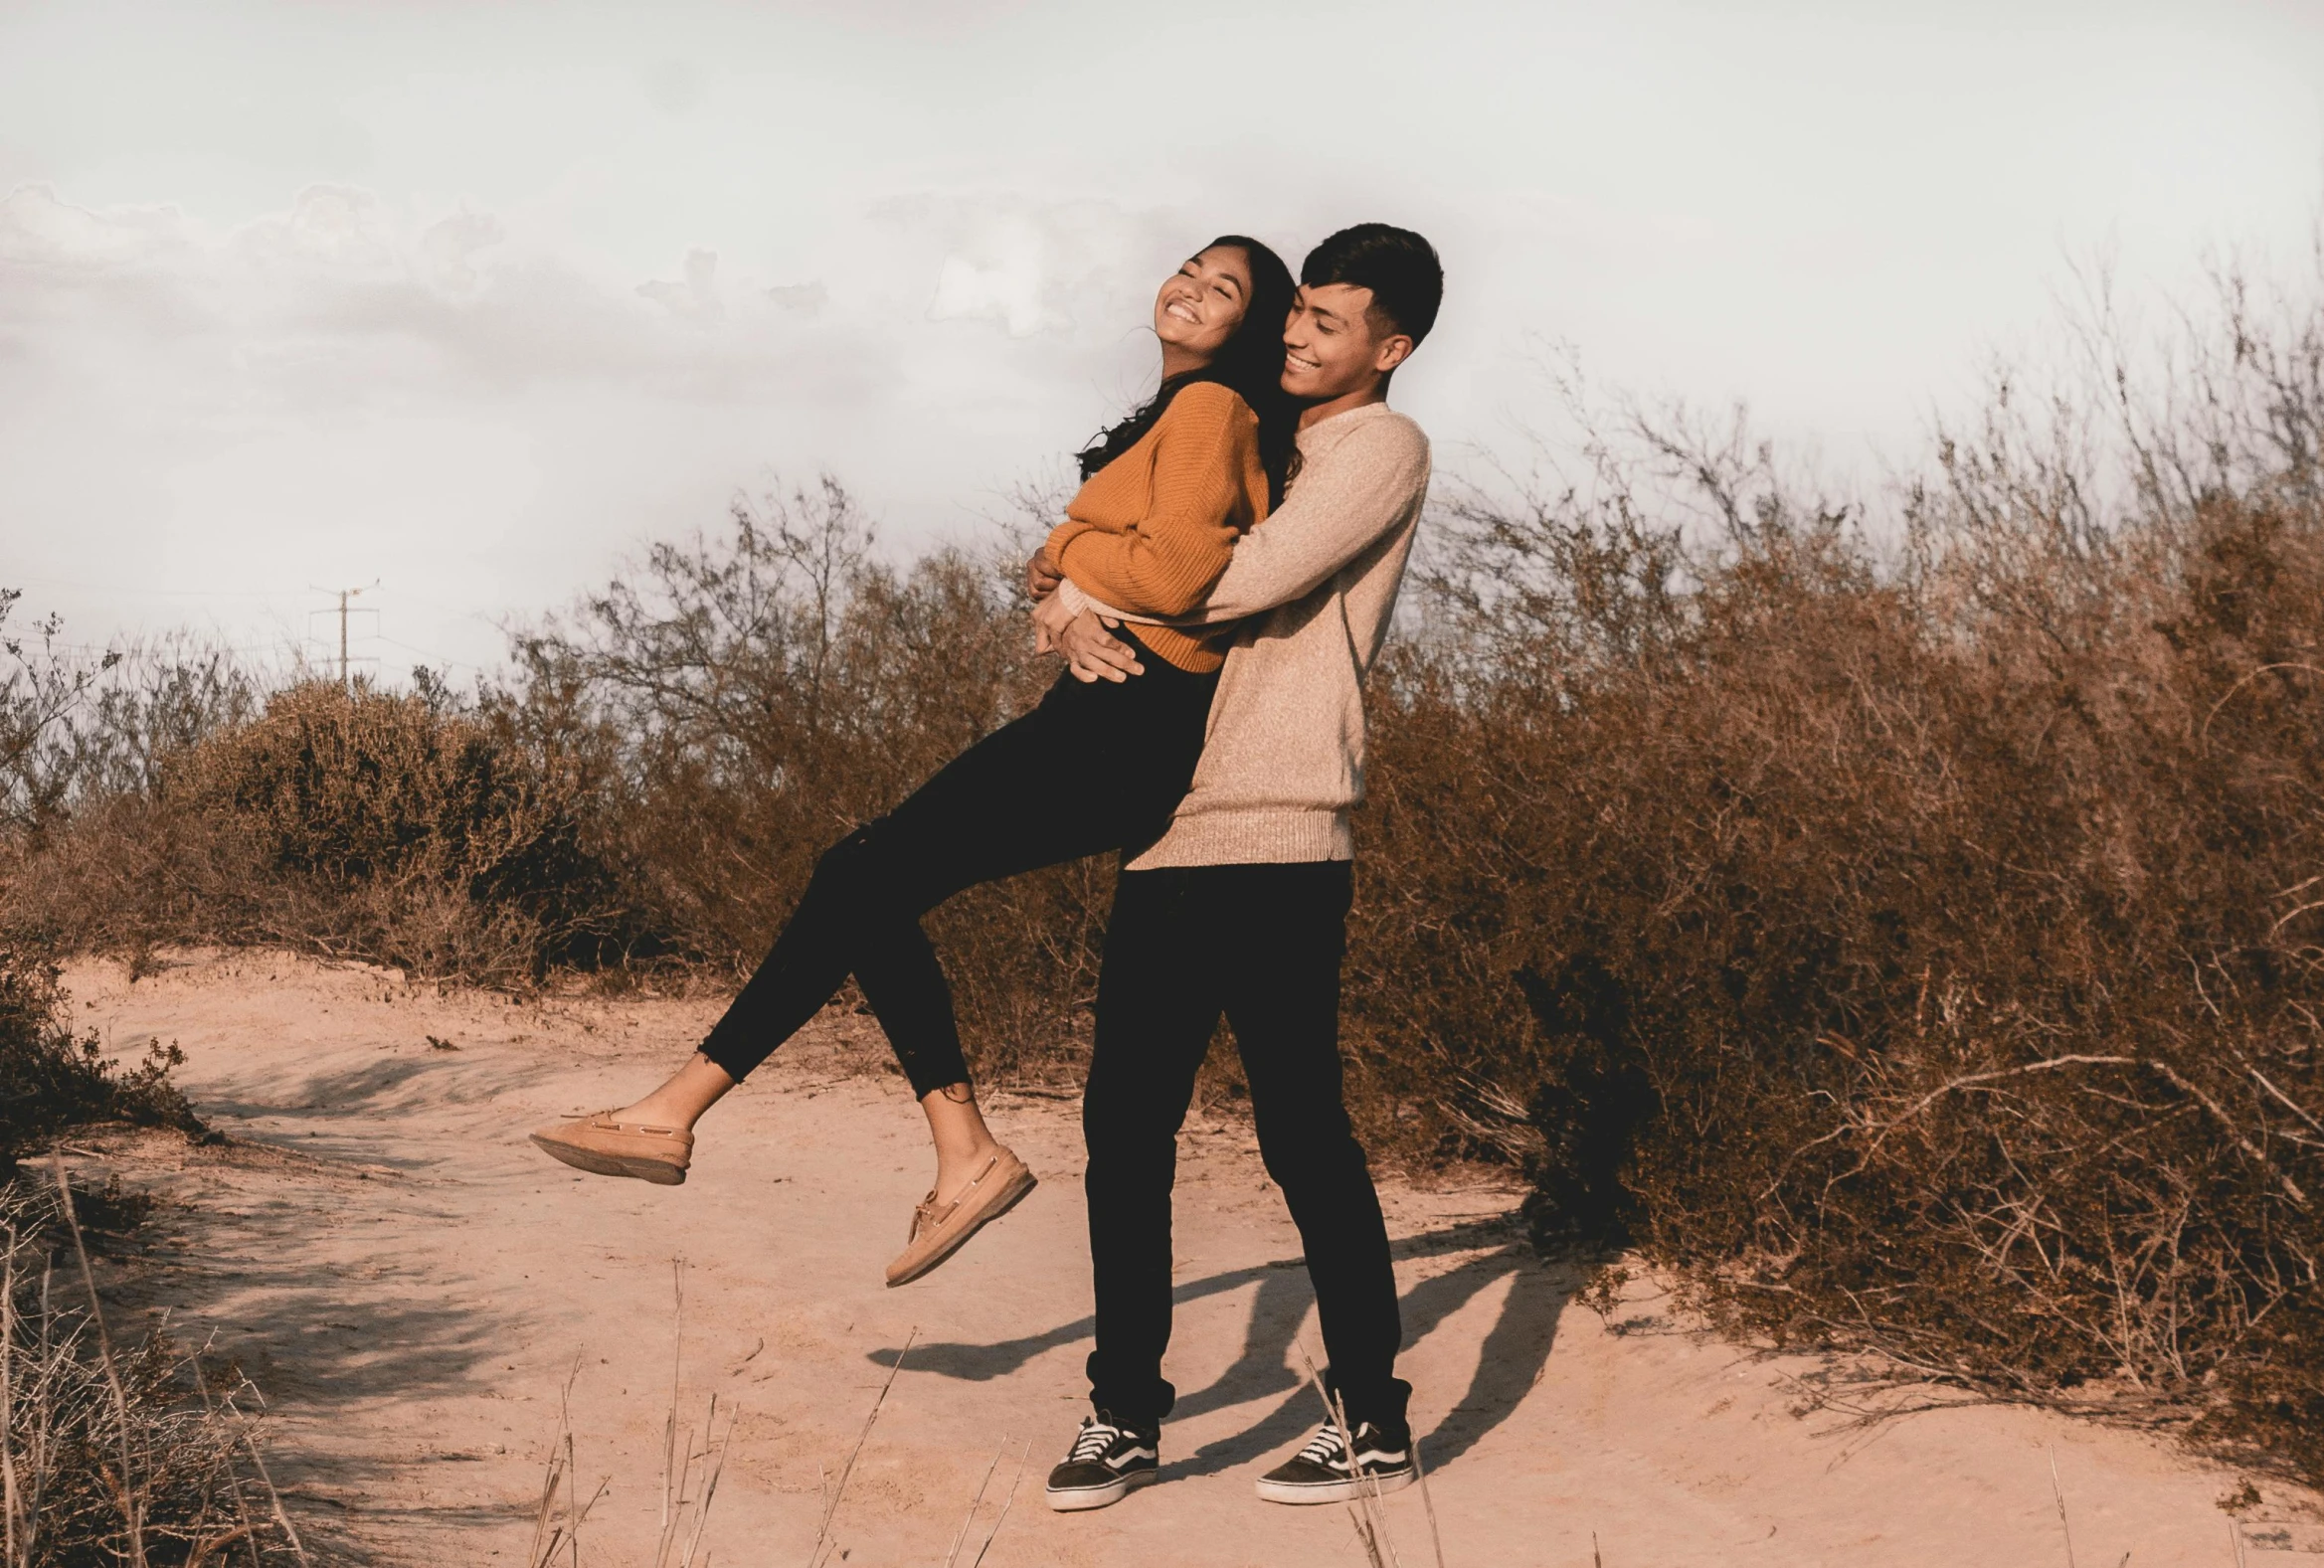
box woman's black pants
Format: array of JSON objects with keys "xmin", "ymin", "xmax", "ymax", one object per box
[
  {"xmin": 699, "ymin": 642, "xmax": 1217, "ymax": 1099},
  {"xmin": 1082, "ymin": 860, "xmax": 1409, "ymax": 1433}
]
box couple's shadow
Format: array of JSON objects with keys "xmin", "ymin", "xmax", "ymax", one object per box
[{"xmin": 873, "ymin": 1216, "xmax": 1568, "ymax": 1480}]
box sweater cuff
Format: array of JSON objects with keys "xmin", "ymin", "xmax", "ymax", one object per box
[{"xmin": 1055, "ymin": 577, "xmax": 1147, "ymax": 626}]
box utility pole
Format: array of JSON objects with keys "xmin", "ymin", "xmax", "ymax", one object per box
[{"xmin": 310, "ymin": 582, "xmax": 378, "ymax": 691}]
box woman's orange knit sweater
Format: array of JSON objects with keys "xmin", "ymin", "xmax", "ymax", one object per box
[{"xmin": 1043, "ymin": 381, "xmax": 1269, "ymax": 673}]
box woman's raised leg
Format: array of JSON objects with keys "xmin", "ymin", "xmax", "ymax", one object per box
[{"xmin": 535, "ymin": 653, "xmax": 1214, "ymax": 1268}]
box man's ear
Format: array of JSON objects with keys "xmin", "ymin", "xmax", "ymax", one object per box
[{"xmin": 1372, "ymin": 333, "xmax": 1415, "ymax": 375}]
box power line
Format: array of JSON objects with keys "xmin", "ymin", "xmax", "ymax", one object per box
[
  {"xmin": 4, "ymin": 573, "xmax": 312, "ymax": 601},
  {"xmin": 375, "ymin": 634, "xmax": 485, "ymax": 672}
]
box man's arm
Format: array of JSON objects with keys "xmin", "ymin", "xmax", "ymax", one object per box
[{"xmin": 1059, "ymin": 418, "xmax": 1430, "ymax": 627}]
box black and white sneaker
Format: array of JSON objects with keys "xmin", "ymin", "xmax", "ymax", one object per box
[
  {"xmin": 1044, "ymin": 1414, "xmax": 1160, "ymax": 1511},
  {"xmin": 1254, "ymin": 1419, "xmax": 1415, "ymax": 1505}
]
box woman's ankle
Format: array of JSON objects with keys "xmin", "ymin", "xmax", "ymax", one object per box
[
  {"xmin": 922, "ymin": 1084, "xmax": 997, "ymax": 1158},
  {"xmin": 623, "ymin": 1092, "xmax": 697, "ymax": 1132},
  {"xmin": 933, "ymin": 1130, "xmax": 1001, "ymax": 1166},
  {"xmin": 624, "ymin": 1053, "xmax": 737, "ymax": 1132}
]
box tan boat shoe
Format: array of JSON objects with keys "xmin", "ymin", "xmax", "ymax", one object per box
[
  {"xmin": 885, "ymin": 1146, "xmax": 1037, "ymax": 1287},
  {"xmin": 530, "ymin": 1112, "xmax": 693, "ymax": 1186}
]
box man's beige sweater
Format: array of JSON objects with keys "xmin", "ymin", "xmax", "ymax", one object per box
[{"xmin": 1057, "ymin": 400, "xmax": 1432, "ymax": 868}]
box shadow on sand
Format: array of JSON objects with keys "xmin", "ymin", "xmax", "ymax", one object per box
[
  {"xmin": 92, "ymin": 1051, "xmax": 574, "ymax": 1562},
  {"xmin": 875, "ymin": 1216, "xmax": 1572, "ymax": 1480}
]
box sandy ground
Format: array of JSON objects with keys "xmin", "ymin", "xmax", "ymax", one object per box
[{"xmin": 46, "ymin": 948, "xmax": 2324, "ymax": 1567}]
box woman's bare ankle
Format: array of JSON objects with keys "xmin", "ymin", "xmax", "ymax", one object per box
[
  {"xmin": 621, "ymin": 1092, "xmax": 696, "ymax": 1131},
  {"xmin": 922, "ymin": 1082, "xmax": 1002, "ymax": 1200},
  {"xmin": 623, "ymin": 1053, "xmax": 737, "ymax": 1133}
]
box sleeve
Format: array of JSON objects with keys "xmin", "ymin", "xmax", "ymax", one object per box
[
  {"xmin": 1045, "ymin": 384, "xmax": 1258, "ymax": 618},
  {"xmin": 1075, "ymin": 419, "xmax": 1431, "ymax": 628}
]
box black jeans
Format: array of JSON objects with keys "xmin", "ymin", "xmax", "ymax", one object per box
[
  {"xmin": 699, "ymin": 639, "xmax": 1218, "ymax": 1099},
  {"xmin": 1083, "ymin": 860, "xmax": 1409, "ymax": 1432}
]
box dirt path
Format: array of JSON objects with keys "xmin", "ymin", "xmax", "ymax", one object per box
[{"xmin": 51, "ymin": 949, "xmax": 2324, "ymax": 1567}]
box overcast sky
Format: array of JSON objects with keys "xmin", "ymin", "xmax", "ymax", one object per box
[{"xmin": 3, "ymin": 0, "xmax": 2320, "ymax": 675}]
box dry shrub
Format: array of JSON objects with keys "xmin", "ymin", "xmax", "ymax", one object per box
[
  {"xmin": 503, "ymin": 476, "xmax": 1109, "ymax": 1075},
  {"xmin": 0, "ymin": 953, "xmax": 271, "ymax": 1563},
  {"xmin": 1, "ymin": 1181, "xmax": 306, "ymax": 1566},
  {"xmin": 1346, "ymin": 283, "xmax": 2324, "ymax": 1475},
  {"xmin": 10, "ymin": 680, "xmax": 632, "ymax": 986},
  {"xmin": 0, "ymin": 948, "xmax": 196, "ymax": 1169}
]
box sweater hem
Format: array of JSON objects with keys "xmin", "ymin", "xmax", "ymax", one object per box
[{"xmin": 1125, "ymin": 809, "xmax": 1352, "ymax": 870}]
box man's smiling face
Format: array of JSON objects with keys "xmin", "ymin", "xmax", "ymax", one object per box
[{"xmin": 1280, "ymin": 282, "xmax": 1411, "ymax": 404}]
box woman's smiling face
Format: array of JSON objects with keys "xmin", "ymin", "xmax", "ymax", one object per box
[{"xmin": 1154, "ymin": 244, "xmax": 1255, "ymax": 365}]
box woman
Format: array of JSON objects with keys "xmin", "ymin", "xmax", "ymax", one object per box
[{"xmin": 531, "ymin": 236, "xmax": 1299, "ymax": 1287}]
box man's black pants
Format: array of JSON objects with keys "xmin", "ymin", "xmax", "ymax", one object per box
[{"xmin": 1083, "ymin": 859, "xmax": 1409, "ymax": 1432}]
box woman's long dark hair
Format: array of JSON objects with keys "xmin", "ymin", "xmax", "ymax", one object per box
[{"xmin": 1075, "ymin": 235, "xmax": 1299, "ymax": 507}]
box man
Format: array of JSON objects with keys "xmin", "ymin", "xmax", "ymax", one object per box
[{"xmin": 1027, "ymin": 224, "xmax": 1443, "ymax": 1511}]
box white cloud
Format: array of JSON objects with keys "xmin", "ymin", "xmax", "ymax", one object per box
[
  {"xmin": 919, "ymin": 198, "xmax": 1171, "ymax": 338},
  {"xmin": 765, "ymin": 280, "xmax": 827, "ymax": 315},
  {"xmin": 419, "ymin": 208, "xmax": 504, "ymax": 294},
  {"xmin": 636, "ymin": 247, "xmax": 723, "ymax": 322},
  {"xmin": 0, "ymin": 183, "xmax": 191, "ymax": 269}
]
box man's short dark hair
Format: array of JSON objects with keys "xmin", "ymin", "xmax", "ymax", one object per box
[{"xmin": 1301, "ymin": 224, "xmax": 1443, "ymax": 345}]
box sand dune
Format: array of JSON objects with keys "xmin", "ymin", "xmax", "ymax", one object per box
[{"xmin": 52, "ymin": 949, "xmax": 2323, "ymax": 1566}]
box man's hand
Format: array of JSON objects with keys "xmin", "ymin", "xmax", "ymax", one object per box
[
  {"xmin": 1032, "ymin": 585, "xmax": 1075, "ymax": 654},
  {"xmin": 1026, "ymin": 545, "xmax": 1064, "ymax": 600}
]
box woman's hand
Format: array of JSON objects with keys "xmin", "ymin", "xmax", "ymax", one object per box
[
  {"xmin": 1033, "ymin": 592, "xmax": 1143, "ymax": 682},
  {"xmin": 1057, "ymin": 610, "xmax": 1144, "ymax": 683},
  {"xmin": 1026, "ymin": 546, "xmax": 1064, "ymax": 600}
]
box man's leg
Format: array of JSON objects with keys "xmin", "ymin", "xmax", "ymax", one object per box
[
  {"xmin": 1217, "ymin": 862, "xmax": 1408, "ymax": 1433},
  {"xmin": 1081, "ymin": 867, "xmax": 1224, "ymax": 1428}
]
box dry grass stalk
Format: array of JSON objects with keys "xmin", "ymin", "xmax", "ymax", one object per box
[
  {"xmin": 614, "ymin": 1262, "xmax": 736, "ymax": 1568},
  {"xmin": 806, "ymin": 1324, "xmax": 916, "ymax": 1568},
  {"xmin": 2, "ymin": 1224, "xmax": 16, "ymax": 1568},
  {"xmin": 964, "ymin": 1441, "xmax": 1030, "ymax": 1568},
  {"xmin": 529, "ymin": 1357, "xmax": 607, "ymax": 1568},
  {"xmin": 23, "ymin": 1254, "xmax": 50, "ymax": 1566},
  {"xmin": 1294, "ymin": 1340, "xmax": 1405, "ymax": 1568},
  {"xmin": 661, "ymin": 1261, "xmax": 684, "ymax": 1552},
  {"xmin": 2048, "ymin": 1445, "xmax": 2078, "ymax": 1568},
  {"xmin": 233, "ymin": 1418, "xmax": 309, "ymax": 1568},
  {"xmin": 942, "ymin": 1445, "xmax": 1004, "ymax": 1568},
  {"xmin": 1408, "ymin": 1425, "xmax": 1447, "ymax": 1568},
  {"xmin": 51, "ymin": 1153, "xmax": 145, "ymax": 1567},
  {"xmin": 653, "ymin": 1394, "xmax": 732, "ymax": 1568},
  {"xmin": 185, "ymin": 1346, "xmax": 261, "ymax": 1568}
]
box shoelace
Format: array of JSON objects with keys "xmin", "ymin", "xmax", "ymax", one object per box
[
  {"xmin": 1294, "ymin": 1422, "xmax": 1349, "ymax": 1468},
  {"xmin": 1068, "ymin": 1419, "xmax": 1127, "ymax": 1464}
]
